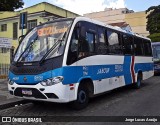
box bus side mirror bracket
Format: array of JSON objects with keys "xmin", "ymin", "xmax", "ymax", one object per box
[{"xmin": 18, "ymin": 35, "xmax": 25, "ymax": 44}]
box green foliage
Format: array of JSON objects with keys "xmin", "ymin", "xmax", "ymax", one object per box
[
  {"xmin": 0, "ymin": 0, "xmax": 24, "ymax": 11},
  {"xmin": 148, "ymin": 33, "xmax": 160, "ymax": 42},
  {"xmin": 146, "ymin": 5, "xmax": 160, "ymax": 34}
]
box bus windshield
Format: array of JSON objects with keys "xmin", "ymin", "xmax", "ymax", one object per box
[
  {"xmin": 153, "ymin": 45, "xmax": 160, "ymax": 60},
  {"xmin": 14, "ymin": 20, "xmax": 73, "ymax": 62}
]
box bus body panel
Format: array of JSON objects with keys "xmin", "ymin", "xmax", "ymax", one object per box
[
  {"xmin": 69, "ymin": 55, "xmax": 153, "ymax": 95},
  {"xmin": 8, "ymin": 17, "xmax": 154, "ymax": 103},
  {"xmin": 134, "ymin": 56, "xmax": 154, "ymax": 79},
  {"xmin": 8, "ymin": 81, "xmax": 71, "ymax": 103},
  {"xmin": 9, "ymin": 55, "xmax": 153, "ymax": 102}
]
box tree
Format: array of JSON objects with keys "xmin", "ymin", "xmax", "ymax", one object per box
[
  {"xmin": 0, "ymin": 0, "xmax": 24, "ymax": 11},
  {"xmin": 146, "ymin": 5, "xmax": 160, "ymax": 42}
]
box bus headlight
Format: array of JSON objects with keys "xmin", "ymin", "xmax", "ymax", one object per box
[
  {"xmin": 8, "ymin": 80, "xmax": 14, "ymax": 85},
  {"xmin": 40, "ymin": 76, "xmax": 64, "ymax": 86}
]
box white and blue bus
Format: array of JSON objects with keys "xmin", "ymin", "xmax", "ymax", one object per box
[
  {"xmin": 8, "ymin": 17, "xmax": 154, "ymax": 109},
  {"xmin": 152, "ymin": 42, "xmax": 160, "ymax": 74}
]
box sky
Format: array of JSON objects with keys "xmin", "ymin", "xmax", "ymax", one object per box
[{"xmin": 22, "ymin": 0, "xmax": 160, "ymax": 15}]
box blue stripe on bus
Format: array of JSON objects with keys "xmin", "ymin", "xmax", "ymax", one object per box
[
  {"xmin": 134, "ymin": 63, "xmax": 154, "ymax": 73},
  {"xmin": 9, "ymin": 71, "xmax": 52, "ymax": 84},
  {"xmin": 9, "ymin": 62, "xmax": 153, "ymax": 85},
  {"xmin": 61, "ymin": 65, "xmax": 124, "ymax": 84},
  {"xmin": 123, "ymin": 56, "xmax": 132, "ymax": 85}
]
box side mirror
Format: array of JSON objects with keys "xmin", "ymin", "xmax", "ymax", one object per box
[
  {"xmin": 18, "ymin": 35, "xmax": 25, "ymax": 44},
  {"xmin": 18, "ymin": 35, "xmax": 25, "ymax": 41}
]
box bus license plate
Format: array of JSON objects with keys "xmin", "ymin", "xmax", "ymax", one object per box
[{"xmin": 22, "ymin": 90, "xmax": 32, "ymax": 95}]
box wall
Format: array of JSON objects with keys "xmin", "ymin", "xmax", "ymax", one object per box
[
  {"xmin": 84, "ymin": 8, "xmax": 149, "ymax": 37},
  {"xmin": 84, "ymin": 8, "xmax": 125, "ymax": 24},
  {"xmin": 124, "ymin": 11, "xmax": 149, "ymax": 36}
]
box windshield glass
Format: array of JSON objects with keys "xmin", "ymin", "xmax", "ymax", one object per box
[
  {"xmin": 153, "ymin": 45, "xmax": 160, "ymax": 59},
  {"xmin": 14, "ymin": 20, "xmax": 73, "ymax": 62}
]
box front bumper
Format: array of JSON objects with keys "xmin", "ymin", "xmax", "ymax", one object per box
[{"xmin": 8, "ymin": 82, "xmax": 76, "ymax": 103}]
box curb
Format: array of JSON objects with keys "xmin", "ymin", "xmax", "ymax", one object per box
[
  {"xmin": 0, "ymin": 100, "xmax": 30, "ymax": 110},
  {"xmin": 0, "ymin": 79, "xmax": 7, "ymax": 83}
]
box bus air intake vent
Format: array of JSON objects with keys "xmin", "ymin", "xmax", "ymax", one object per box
[{"xmin": 45, "ymin": 93, "xmax": 59, "ymax": 99}]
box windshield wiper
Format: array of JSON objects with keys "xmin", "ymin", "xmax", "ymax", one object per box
[
  {"xmin": 16, "ymin": 39, "xmax": 36, "ymax": 63},
  {"xmin": 39, "ymin": 32, "xmax": 66, "ymax": 64}
]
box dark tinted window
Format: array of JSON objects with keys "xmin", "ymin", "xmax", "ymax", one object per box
[
  {"xmin": 97, "ymin": 27, "xmax": 107, "ymax": 54},
  {"xmin": 77, "ymin": 21, "xmax": 96, "ymax": 59},
  {"xmin": 67, "ymin": 29, "xmax": 79, "ymax": 65},
  {"xmin": 143, "ymin": 40, "xmax": 152, "ymax": 56},
  {"xmin": 27, "ymin": 20, "xmax": 37, "ymax": 30},
  {"xmin": 1, "ymin": 24, "xmax": 7, "ymax": 31},
  {"xmin": 107, "ymin": 29, "xmax": 123, "ymax": 55},
  {"xmin": 122, "ymin": 34, "xmax": 133, "ymax": 55},
  {"xmin": 134, "ymin": 37, "xmax": 144, "ymax": 56},
  {"xmin": 78, "ymin": 31, "xmax": 95, "ymax": 57},
  {"xmin": 86, "ymin": 32, "xmax": 95, "ymax": 52}
]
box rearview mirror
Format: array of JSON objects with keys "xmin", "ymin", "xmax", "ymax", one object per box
[
  {"xmin": 18, "ymin": 35, "xmax": 25, "ymax": 42},
  {"xmin": 18, "ymin": 35, "xmax": 25, "ymax": 44}
]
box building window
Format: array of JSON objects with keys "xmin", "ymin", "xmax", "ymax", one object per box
[
  {"xmin": 27, "ymin": 20, "xmax": 37, "ymax": 30},
  {"xmin": 1, "ymin": 24, "xmax": 7, "ymax": 31},
  {"xmin": 0, "ymin": 48, "xmax": 10, "ymax": 53},
  {"xmin": 13, "ymin": 22, "xmax": 18, "ymax": 40}
]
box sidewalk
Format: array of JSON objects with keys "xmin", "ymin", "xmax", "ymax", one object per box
[{"xmin": 0, "ymin": 79, "xmax": 28, "ymax": 110}]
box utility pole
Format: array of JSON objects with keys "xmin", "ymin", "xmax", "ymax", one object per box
[{"xmin": 19, "ymin": 12, "xmax": 27, "ymax": 36}]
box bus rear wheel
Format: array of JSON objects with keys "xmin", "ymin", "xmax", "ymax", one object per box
[
  {"xmin": 134, "ymin": 73, "xmax": 142, "ymax": 89},
  {"xmin": 70, "ymin": 85, "xmax": 89, "ymax": 110}
]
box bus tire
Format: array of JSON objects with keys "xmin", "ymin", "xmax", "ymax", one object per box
[
  {"xmin": 134, "ymin": 73, "xmax": 142, "ymax": 89},
  {"xmin": 70, "ymin": 85, "xmax": 89, "ymax": 110}
]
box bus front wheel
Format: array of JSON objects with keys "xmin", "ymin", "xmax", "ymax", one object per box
[{"xmin": 70, "ymin": 85, "xmax": 89, "ymax": 110}]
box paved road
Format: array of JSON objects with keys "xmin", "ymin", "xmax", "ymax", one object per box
[{"xmin": 0, "ymin": 76, "xmax": 160, "ymax": 125}]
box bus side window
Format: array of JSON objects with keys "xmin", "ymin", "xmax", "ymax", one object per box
[
  {"xmin": 134, "ymin": 37, "xmax": 144, "ymax": 56},
  {"xmin": 143, "ymin": 40, "xmax": 152, "ymax": 56},
  {"xmin": 78, "ymin": 31, "xmax": 95, "ymax": 58},
  {"xmin": 106, "ymin": 30, "xmax": 123, "ymax": 55},
  {"xmin": 97, "ymin": 27, "xmax": 107, "ymax": 54},
  {"xmin": 122, "ymin": 34, "xmax": 133, "ymax": 55},
  {"xmin": 67, "ymin": 29, "xmax": 79, "ymax": 65}
]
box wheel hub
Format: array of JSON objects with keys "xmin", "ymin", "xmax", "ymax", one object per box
[{"xmin": 78, "ymin": 90, "xmax": 86, "ymax": 103}]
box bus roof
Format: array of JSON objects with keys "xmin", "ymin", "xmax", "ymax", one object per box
[
  {"xmin": 74, "ymin": 16, "xmax": 151, "ymax": 41},
  {"xmin": 37, "ymin": 16, "xmax": 150, "ymax": 41}
]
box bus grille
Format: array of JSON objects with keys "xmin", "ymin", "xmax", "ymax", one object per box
[
  {"xmin": 14, "ymin": 88, "xmax": 47, "ymax": 99},
  {"xmin": 10, "ymin": 66, "xmax": 47, "ymax": 75}
]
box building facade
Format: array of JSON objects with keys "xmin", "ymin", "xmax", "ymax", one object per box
[
  {"xmin": 0, "ymin": 2, "xmax": 79, "ymax": 49},
  {"xmin": 84, "ymin": 8, "xmax": 149, "ymax": 37},
  {"xmin": 0, "ymin": 2, "xmax": 79, "ymax": 78}
]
